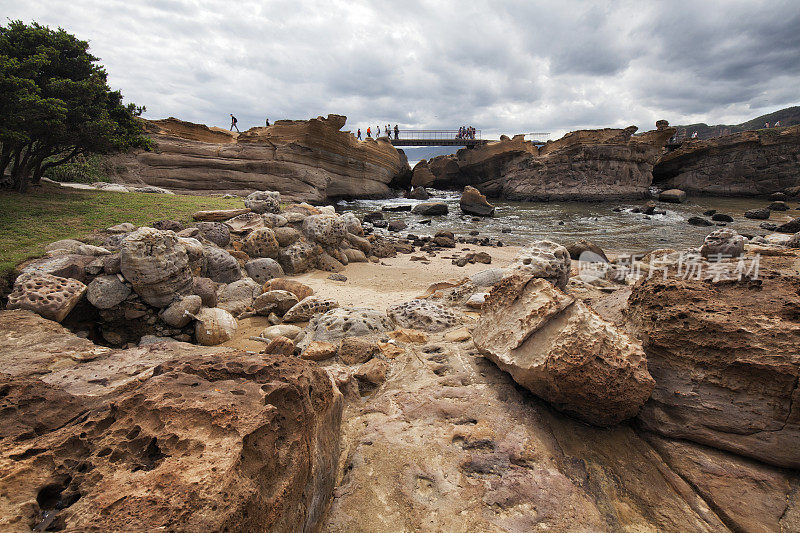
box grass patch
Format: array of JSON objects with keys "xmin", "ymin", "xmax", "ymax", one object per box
[{"xmin": 0, "ymin": 182, "xmax": 244, "ymax": 280}]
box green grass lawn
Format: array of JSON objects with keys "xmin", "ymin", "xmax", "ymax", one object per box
[{"xmin": 0, "ymin": 183, "xmax": 244, "ymax": 282}]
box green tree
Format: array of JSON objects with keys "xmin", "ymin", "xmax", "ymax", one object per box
[{"xmin": 0, "ymin": 20, "xmax": 150, "ymax": 192}]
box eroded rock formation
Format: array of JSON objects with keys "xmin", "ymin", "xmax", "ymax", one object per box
[
  {"xmin": 109, "ymin": 115, "xmax": 411, "ymax": 202},
  {"xmin": 627, "ymin": 270, "xmax": 800, "ymax": 468},
  {"xmin": 653, "ymin": 125, "xmax": 800, "ymax": 195},
  {"xmin": 0, "ymin": 309, "xmax": 342, "ymax": 532},
  {"xmin": 427, "ymin": 124, "xmax": 676, "ymax": 200}
]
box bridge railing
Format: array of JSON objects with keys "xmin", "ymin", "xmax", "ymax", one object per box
[{"xmin": 391, "ymin": 129, "xmax": 482, "ymax": 140}]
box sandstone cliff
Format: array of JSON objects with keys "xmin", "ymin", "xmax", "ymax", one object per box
[
  {"xmin": 653, "ymin": 125, "xmax": 800, "ymax": 195},
  {"xmin": 110, "ymin": 115, "xmax": 411, "ymax": 203},
  {"xmin": 427, "ymin": 124, "xmax": 675, "ymax": 201}
]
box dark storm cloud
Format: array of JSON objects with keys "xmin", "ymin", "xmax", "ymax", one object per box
[{"xmin": 2, "ymin": 0, "xmax": 799, "ymax": 138}]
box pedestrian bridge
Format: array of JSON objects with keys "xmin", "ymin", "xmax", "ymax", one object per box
[{"xmin": 385, "ymin": 130, "xmax": 550, "ymax": 147}]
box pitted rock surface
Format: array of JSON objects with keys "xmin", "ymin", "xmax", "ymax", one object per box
[
  {"xmin": 283, "ymin": 296, "xmax": 340, "ymax": 323},
  {"xmin": 302, "ymin": 214, "xmax": 347, "ymax": 246},
  {"xmin": 509, "ymin": 240, "xmax": 571, "ymax": 290},
  {"xmin": 253, "ymin": 290, "xmax": 299, "ymax": 317},
  {"xmin": 119, "ymin": 228, "xmax": 193, "ymax": 307},
  {"xmin": 244, "ymin": 257, "xmax": 284, "ymax": 284},
  {"xmin": 244, "ymin": 190, "xmax": 281, "ymax": 214},
  {"xmin": 301, "ymin": 307, "xmax": 392, "ymax": 346},
  {"xmin": 7, "ymin": 274, "xmax": 87, "ymax": 322},
  {"xmin": 387, "ymin": 299, "xmax": 460, "ymax": 332},
  {"xmin": 474, "ymin": 274, "xmax": 654, "ymax": 426},
  {"xmin": 243, "ymin": 227, "xmax": 280, "ymax": 259},
  {"xmin": 278, "ymin": 238, "xmax": 320, "ymax": 274}
]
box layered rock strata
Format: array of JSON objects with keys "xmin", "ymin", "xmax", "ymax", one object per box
[
  {"xmin": 427, "ymin": 124, "xmax": 676, "ymax": 200},
  {"xmin": 110, "ymin": 115, "xmax": 411, "ymax": 202},
  {"xmin": 653, "ymin": 125, "xmax": 800, "ymax": 195}
]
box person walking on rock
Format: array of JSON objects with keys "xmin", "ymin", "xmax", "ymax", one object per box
[
  {"xmin": 366, "ymin": 126, "xmax": 371, "ymax": 138},
  {"xmin": 357, "ymin": 128, "xmax": 362, "ymax": 140},
  {"xmin": 377, "ymin": 126, "xmax": 381, "ymax": 137},
  {"xmin": 230, "ymin": 114, "xmax": 240, "ymax": 132},
  {"xmin": 265, "ymin": 117, "xmax": 270, "ymax": 126}
]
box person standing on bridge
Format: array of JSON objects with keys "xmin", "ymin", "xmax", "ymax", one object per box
[
  {"xmin": 394, "ymin": 124, "xmax": 399, "ymax": 139},
  {"xmin": 230, "ymin": 114, "xmax": 240, "ymax": 132},
  {"xmin": 357, "ymin": 128, "xmax": 362, "ymax": 140}
]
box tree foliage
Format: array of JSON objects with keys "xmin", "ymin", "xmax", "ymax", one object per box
[{"xmin": 0, "ymin": 20, "xmax": 151, "ymax": 191}]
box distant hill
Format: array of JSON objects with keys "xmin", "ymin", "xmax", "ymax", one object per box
[{"xmin": 674, "ymin": 105, "xmax": 800, "ymax": 140}]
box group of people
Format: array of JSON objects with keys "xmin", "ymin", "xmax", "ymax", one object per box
[
  {"xmin": 357, "ymin": 124, "xmax": 400, "ymax": 141},
  {"xmin": 457, "ymin": 125, "xmax": 476, "ymax": 139},
  {"xmin": 765, "ymin": 121, "xmax": 781, "ymax": 128}
]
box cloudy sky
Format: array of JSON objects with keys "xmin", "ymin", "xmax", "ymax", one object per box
[{"xmin": 4, "ymin": 0, "xmax": 800, "ymax": 138}]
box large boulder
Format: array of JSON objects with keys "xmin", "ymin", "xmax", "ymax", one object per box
[
  {"xmin": 744, "ymin": 207, "xmax": 771, "ymax": 220},
  {"xmin": 699, "ymin": 228, "xmax": 745, "ymax": 259},
  {"xmin": 658, "ymin": 189, "xmax": 686, "ymax": 203},
  {"xmin": 283, "ymin": 296, "xmax": 339, "ymax": 323},
  {"xmin": 565, "ymin": 239, "xmax": 608, "ymax": 262},
  {"xmin": 301, "ymin": 307, "xmax": 392, "ymax": 346},
  {"xmin": 509, "ymin": 240, "xmax": 571, "ymax": 289},
  {"xmin": 159, "ymin": 294, "xmax": 202, "ymax": 327},
  {"xmin": 460, "ymin": 185, "xmax": 495, "ymax": 217},
  {"xmin": 244, "ymin": 190, "xmax": 281, "ymax": 214},
  {"xmin": 119, "ymin": 228, "xmax": 193, "ymax": 308},
  {"xmin": 0, "ymin": 346, "xmax": 342, "ymax": 532},
  {"xmin": 302, "ymin": 214, "xmax": 347, "ymax": 247},
  {"xmin": 7, "ymin": 274, "xmax": 87, "ymax": 322},
  {"xmin": 776, "ymin": 218, "xmax": 800, "ymax": 234},
  {"xmin": 411, "ymin": 202, "xmax": 448, "ymax": 216},
  {"xmin": 474, "ymin": 274, "xmax": 654, "ymax": 426},
  {"xmin": 216, "ymin": 278, "xmax": 263, "ymax": 316},
  {"xmin": 627, "ymin": 270, "xmax": 800, "ymax": 468}
]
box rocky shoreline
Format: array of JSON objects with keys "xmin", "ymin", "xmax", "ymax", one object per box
[{"xmin": 2, "ymin": 188, "xmax": 800, "ymax": 530}]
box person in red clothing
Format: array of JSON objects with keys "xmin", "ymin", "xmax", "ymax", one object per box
[{"xmin": 366, "ymin": 126, "xmax": 372, "ymax": 138}]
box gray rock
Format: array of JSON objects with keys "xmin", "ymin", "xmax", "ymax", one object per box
[
  {"xmin": 202, "ymin": 245, "xmax": 242, "ymax": 284},
  {"xmin": 120, "ymin": 228, "xmax": 193, "ymax": 308},
  {"xmin": 262, "ymin": 213, "xmax": 288, "ymax": 228},
  {"xmin": 216, "ymin": 278, "xmax": 263, "ymax": 316},
  {"xmin": 700, "ymin": 228, "xmax": 745, "ymax": 259},
  {"xmin": 302, "ymin": 214, "xmax": 347, "ymax": 246},
  {"xmin": 86, "ymin": 275, "xmax": 131, "ymax": 309},
  {"xmin": 273, "ymin": 226, "xmax": 302, "ymax": 247},
  {"xmin": 160, "ymin": 295, "xmax": 202, "ymax": 327},
  {"xmin": 244, "ymin": 258, "xmax": 284, "ymax": 284},
  {"xmin": 283, "ymin": 296, "xmax": 339, "ymax": 323},
  {"xmin": 744, "ymin": 208, "xmax": 771, "ymax": 220},
  {"xmin": 387, "ymin": 299, "xmax": 459, "ymax": 332},
  {"xmin": 658, "ymin": 189, "xmax": 686, "ymax": 203},
  {"xmin": 411, "ymin": 202, "xmax": 448, "ymax": 216},
  {"xmin": 469, "ymin": 268, "xmax": 506, "ymax": 287},
  {"xmin": 244, "ymin": 190, "xmax": 281, "ymax": 214},
  {"xmin": 253, "ymin": 290, "xmax": 299, "ymax": 316},
  {"xmin": 192, "ymin": 276, "xmax": 218, "ymax": 307},
  {"xmin": 278, "ymin": 238, "xmax": 319, "ymax": 274},
  {"xmin": 300, "ymin": 307, "xmax": 392, "ymax": 347},
  {"xmin": 107, "ymin": 222, "xmax": 136, "ymax": 234},
  {"xmin": 195, "ymin": 222, "xmax": 231, "ymax": 247}
]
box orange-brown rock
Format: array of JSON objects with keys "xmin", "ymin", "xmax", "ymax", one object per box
[
  {"xmin": 410, "ymin": 159, "xmax": 436, "ymax": 187},
  {"xmin": 627, "ymin": 270, "xmax": 800, "ymax": 468},
  {"xmin": 653, "ymin": 125, "xmax": 800, "ymax": 195},
  {"xmin": 0, "ymin": 310, "xmax": 342, "ymax": 532},
  {"xmin": 427, "ymin": 124, "xmax": 675, "ymax": 201},
  {"xmin": 474, "ymin": 274, "xmax": 654, "ymax": 426},
  {"xmin": 110, "ymin": 115, "xmax": 411, "ymax": 202}
]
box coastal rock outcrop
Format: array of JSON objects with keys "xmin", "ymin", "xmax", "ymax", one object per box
[
  {"xmin": 460, "ymin": 185, "xmax": 495, "ymax": 216},
  {"xmin": 427, "ymin": 124, "xmax": 676, "ymax": 200},
  {"xmin": 627, "ymin": 270, "xmax": 800, "ymax": 468},
  {"xmin": 108, "ymin": 115, "xmax": 411, "ymax": 202},
  {"xmin": 120, "ymin": 227, "xmax": 193, "ymax": 307},
  {"xmin": 474, "ymin": 274, "xmax": 654, "ymax": 426},
  {"xmin": 653, "ymin": 125, "xmax": 800, "ymax": 195},
  {"xmin": 0, "ymin": 310, "xmax": 342, "ymax": 532}
]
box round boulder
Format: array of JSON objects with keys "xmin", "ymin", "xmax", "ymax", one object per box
[
  {"xmin": 244, "ymin": 190, "xmax": 281, "ymax": 214},
  {"xmin": 120, "ymin": 228, "xmax": 193, "ymax": 308},
  {"xmin": 244, "ymin": 257, "xmax": 284, "ymax": 284},
  {"xmin": 700, "ymin": 229, "xmax": 745, "ymax": 259},
  {"xmin": 87, "ymin": 275, "xmax": 131, "ymax": 309},
  {"xmin": 243, "ymin": 228, "xmax": 279, "ymax": 259}
]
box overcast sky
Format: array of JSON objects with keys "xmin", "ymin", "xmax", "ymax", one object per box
[{"xmin": 4, "ymin": 0, "xmax": 800, "ymax": 139}]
